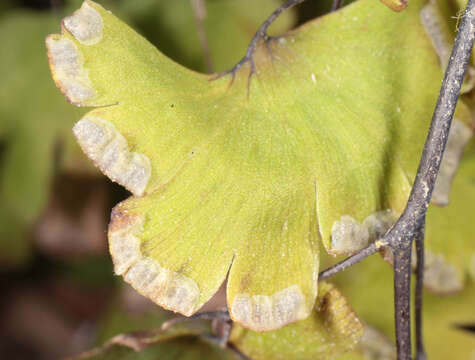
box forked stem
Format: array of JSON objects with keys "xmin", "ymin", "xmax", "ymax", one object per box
[
  {"xmin": 313, "ymin": 0, "xmax": 475, "ymax": 358},
  {"xmin": 223, "ymin": 0, "xmax": 307, "ymax": 77},
  {"xmin": 387, "ymin": 0, "xmax": 475, "ymax": 357},
  {"xmin": 318, "ymin": 241, "xmax": 383, "ymax": 280}
]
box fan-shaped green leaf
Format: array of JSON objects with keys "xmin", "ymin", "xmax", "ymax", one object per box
[{"xmin": 47, "ymin": 0, "xmax": 445, "ymax": 330}]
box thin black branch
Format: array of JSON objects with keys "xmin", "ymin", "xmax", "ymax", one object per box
[
  {"xmin": 319, "ymin": 0, "xmax": 475, "ymax": 281},
  {"xmin": 381, "ymin": 0, "xmax": 475, "ymax": 358},
  {"xmin": 161, "ymin": 310, "xmax": 230, "ymax": 331},
  {"xmin": 220, "ymin": 0, "xmax": 307, "ymax": 78},
  {"xmin": 385, "ymin": 1, "xmax": 475, "ymax": 250},
  {"xmin": 415, "ymin": 222, "xmax": 427, "ymax": 360},
  {"xmin": 318, "ymin": 241, "xmax": 384, "ymax": 280},
  {"xmin": 319, "ymin": 0, "xmax": 475, "ymax": 357},
  {"xmin": 393, "ymin": 243, "xmax": 413, "ymax": 360}
]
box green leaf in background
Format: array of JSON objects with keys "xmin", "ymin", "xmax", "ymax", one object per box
[
  {"xmin": 331, "ymin": 145, "xmax": 475, "ymax": 359},
  {"xmin": 421, "ymin": 0, "xmax": 475, "ymax": 73},
  {"xmin": 229, "ymin": 282, "xmax": 363, "ymax": 360},
  {"xmin": 332, "ymin": 254, "xmax": 475, "ymax": 360},
  {"xmin": 423, "ymin": 143, "xmax": 475, "ymax": 294},
  {"xmin": 419, "ymin": 0, "xmax": 475, "ymax": 207},
  {"xmin": 334, "ymin": 143, "xmax": 475, "ymax": 353},
  {"xmin": 79, "ymin": 281, "xmax": 362, "ymax": 360},
  {"xmin": 76, "ymin": 287, "xmax": 233, "ymax": 359},
  {"xmin": 330, "ymin": 140, "xmax": 475, "ymax": 358},
  {"xmin": 395, "ymin": 0, "xmax": 475, "ymax": 295},
  {"xmin": 95, "ymin": 285, "xmax": 195, "ymax": 345},
  {"xmin": 75, "ymin": 331, "xmax": 239, "ymax": 360},
  {"xmin": 430, "ymin": 100, "xmax": 473, "ymax": 206},
  {"xmin": 0, "ymin": 9, "xmax": 92, "ymax": 267},
  {"xmin": 46, "ymin": 0, "xmax": 446, "ymax": 331}
]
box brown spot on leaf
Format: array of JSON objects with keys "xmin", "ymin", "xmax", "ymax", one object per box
[
  {"xmin": 379, "ymin": 0, "xmax": 408, "ymax": 12},
  {"xmin": 108, "ymin": 205, "xmax": 138, "ymax": 233}
]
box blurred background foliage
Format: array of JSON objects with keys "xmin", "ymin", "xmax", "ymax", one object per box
[{"xmin": 0, "ymin": 0, "xmax": 473, "ymax": 359}]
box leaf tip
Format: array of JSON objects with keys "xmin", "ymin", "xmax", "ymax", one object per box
[
  {"xmin": 62, "ymin": 1, "xmax": 103, "ymax": 45},
  {"xmin": 45, "ymin": 35, "xmax": 96, "ymax": 105}
]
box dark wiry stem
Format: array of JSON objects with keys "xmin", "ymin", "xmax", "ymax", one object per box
[
  {"xmin": 318, "ymin": 241, "xmax": 384, "ymax": 280},
  {"xmin": 220, "ymin": 0, "xmax": 307, "ymax": 78},
  {"xmin": 384, "ymin": 1, "xmax": 475, "ymax": 258},
  {"xmin": 393, "ymin": 242, "xmax": 412, "ymax": 359},
  {"xmin": 415, "ymin": 222, "xmax": 427, "ymax": 360},
  {"xmin": 385, "ymin": 0, "xmax": 475, "ymax": 357},
  {"xmin": 161, "ymin": 310, "xmax": 230, "ymax": 331},
  {"xmin": 319, "ymin": 1, "xmax": 475, "ymax": 358}
]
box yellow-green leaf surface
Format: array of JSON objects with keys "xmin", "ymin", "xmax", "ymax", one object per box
[
  {"xmin": 0, "ymin": 9, "xmax": 91, "ymax": 266},
  {"xmin": 230, "ymin": 282, "xmax": 363, "ymax": 360},
  {"xmin": 47, "ymin": 0, "xmax": 443, "ymax": 330}
]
